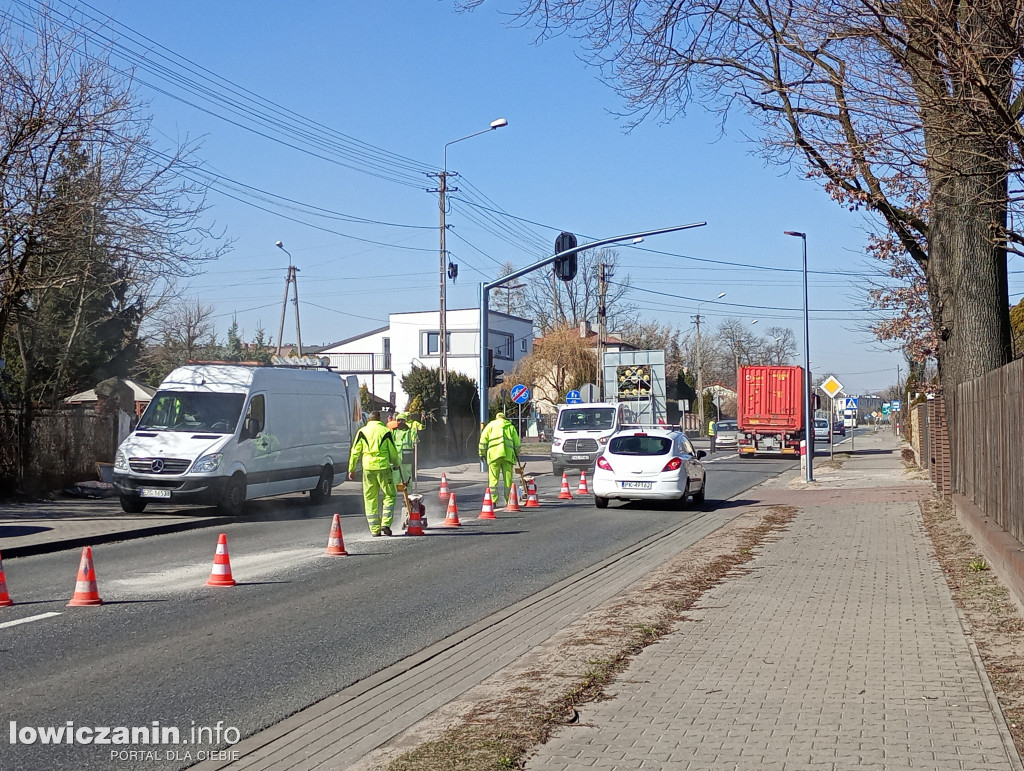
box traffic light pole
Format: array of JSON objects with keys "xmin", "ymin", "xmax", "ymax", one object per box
[{"xmin": 476, "ymin": 222, "xmax": 706, "ymax": 472}]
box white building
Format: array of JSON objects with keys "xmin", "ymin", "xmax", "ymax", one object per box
[{"xmin": 319, "ymin": 308, "xmax": 533, "ymax": 409}]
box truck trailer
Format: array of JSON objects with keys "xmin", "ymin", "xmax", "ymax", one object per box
[{"xmin": 736, "ymin": 365, "xmax": 808, "ymax": 457}]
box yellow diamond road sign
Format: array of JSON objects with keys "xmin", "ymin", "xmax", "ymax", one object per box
[{"xmin": 820, "ymin": 375, "xmax": 844, "ymax": 398}]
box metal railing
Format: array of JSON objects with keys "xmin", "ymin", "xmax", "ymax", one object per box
[{"xmin": 321, "ymin": 353, "xmax": 391, "ymax": 373}]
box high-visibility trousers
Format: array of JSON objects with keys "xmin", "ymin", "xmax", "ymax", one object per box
[
  {"xmin": 392, "ymin": 462, "xmax": 413, "ymax": 489},
  {"xmin": 487, "ymin": 459, "xmax": 514, "ymax": 505},
  {"xmin": 361, "ymin": 468, "xmax": 396, "ymax": 533}
]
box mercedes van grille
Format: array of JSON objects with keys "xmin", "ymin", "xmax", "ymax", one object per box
[
  {"xmin": 129, "ymin": 457, "xmax": 191, "ymax": 475},
  {"xmin": 561, "ymin": 439, "xmax": 599, "ymax": 453}
]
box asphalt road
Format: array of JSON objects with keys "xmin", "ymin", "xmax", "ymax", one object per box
[{"xmin": 0, "ymin": 450, "xmax": 805, "ymax": 771}]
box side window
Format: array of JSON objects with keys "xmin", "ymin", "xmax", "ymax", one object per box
[
  {"xmin": 681, "ymin": 437, "xmax": 695, "ymax": 456},
  {"xmin": 244, "ymin": 395, "xmax": 265, "ymax": 437}
]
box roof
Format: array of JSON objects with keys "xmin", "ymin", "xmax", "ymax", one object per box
[
  {"xmin": 321, "ymin": 325, "xmax": 391, "ymax": 350},
  {"xmin": 65, "ymin": 379, "xmax": 156, "ymax": 404}
]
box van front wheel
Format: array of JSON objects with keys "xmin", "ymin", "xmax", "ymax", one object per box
[
  {"xmin": 120, "ymin": 495, "xmax": 147, "ymax": 514},
  {"xmin": 219, "ymin": 474, "xmax": 247, "ymax": 516},
  {"xmin": 309, "ymin": 466, "xmax": 334, "ymax": 505}
]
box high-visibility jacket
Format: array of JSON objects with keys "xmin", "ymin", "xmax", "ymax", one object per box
[
  {"xmin": 708, "ymin": 420, "xmax": 717, "ymax": 436},
  {"xmin": 479, "ymin": 417, "xmax": 521, "ymax": 464},
  {"xmin": 393, "ymin": 425, "xmax": 416, "ymax": 463},
  {"xmin": 349, "ymin": 420, "xmax": 400, "ymax": 473}
]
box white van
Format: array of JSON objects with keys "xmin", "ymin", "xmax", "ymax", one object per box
[
  {"xmin": 112, "ymin": 364, "xmax": 361, "ymax": 515},
  {"xmin": 550, "ymin": 402, "xmax": 635, "ymax": 477}
]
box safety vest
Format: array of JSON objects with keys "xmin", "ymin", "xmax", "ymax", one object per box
[
  {"xmin": 393, "ymin": 425, "xmax": 415, "ymax": 464},
  {"xmin": 708, "ymin": 421, "xmax": 717, "ymax": 436},
  {"xmin": 479, "ymin": 418, "xmax": 521, "ymax": 464},
  {"xmin": 348, "ymin": 420, "xmax": 400, "ymax": 472}
]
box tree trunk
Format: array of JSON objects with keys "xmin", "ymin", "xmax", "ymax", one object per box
[{"xmin": 927, "ymin": 150, "xmax": 1012, "ymax": 389}]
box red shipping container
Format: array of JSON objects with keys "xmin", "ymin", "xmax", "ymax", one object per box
[{"xmin": 737, "ymin": 365, "xmax": 805, "ymax": 434}]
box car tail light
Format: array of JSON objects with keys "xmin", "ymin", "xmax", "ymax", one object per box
[
  {"xmin": 662, "ymin": 457, "xmax": 682, "ymax": 472},
  {"xmin": 597, "ymin": 456, "xmax": 613, "ymax": 472}
]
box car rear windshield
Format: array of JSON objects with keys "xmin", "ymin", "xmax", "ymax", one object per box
[
  {"xmin": 815, "ymin": 419, "xmax": 830, "ymax": 427},
  {"xmin": 718, "ymin": 422, "xmax": 737, "ymax": 430},
  {"xmin": 608, "ymin": 435, "xmax": 672, "ymax": 455},
  {"xmin": 557, "ymin": 407, "xmax": 615, "ymax": 431}
]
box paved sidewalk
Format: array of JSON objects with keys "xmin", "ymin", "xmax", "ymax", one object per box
[{"xmin": 528, "ymin": 431, "xmax": 1023, "ymax": 770}]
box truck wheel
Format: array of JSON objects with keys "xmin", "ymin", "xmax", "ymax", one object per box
[
  {"xmin": 219, "ymin": 474, "xmax": 247, "ymax": 516},
  {"xmin": 594, "ymin": 496, "xmax": 609, "ymax": 509},
  {"xmin": 119, "ymin": 495, "xmax": 147, "ymax": 514},
  {"xmin": 309, "ymin": 466, "xmax": 334, "ymax": 505}
]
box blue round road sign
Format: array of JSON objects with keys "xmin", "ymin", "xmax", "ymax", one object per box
[
  {"xmin": 566, "ymin": 389, "xmax": 582, "ymax": 404},
  {"xmin": 510, "ymin": 384, "xmax": 530, "ymax": 404}
]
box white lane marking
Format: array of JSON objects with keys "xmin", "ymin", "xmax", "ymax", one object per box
[{"xmin": 0, "ymin": 612, "xmax": 62, "ymax": 630}]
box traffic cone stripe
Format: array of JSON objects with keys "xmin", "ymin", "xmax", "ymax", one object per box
[
  {"xmin": 206, "ymin": 534, "xmax": 236, "ymax": 587},
  {"xmin": 67, "ymin": 546, "xmax": 103, "ymax": 606},
  {"xmin": 406, "ymin": 501, "xmax": 425, "ymax": 536},
  {"xmin": 525, "ymin": 477, "xmax": 541, "ymax": 507}
]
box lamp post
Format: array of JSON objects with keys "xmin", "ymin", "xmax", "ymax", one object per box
[
  {"xmin": 274, "ymin": 240, "xmax": 302, "ymax": 356},
  {"xmin": 435, "ymin": 118, "xmax": 507, "ymax": 456},
  {"xmin": 784, "ymin": 230, "xmax": 813, "ymax": 482},
  {"xmin": 694, "ymin": 292, "xmax": 725, "ymax": 438}
]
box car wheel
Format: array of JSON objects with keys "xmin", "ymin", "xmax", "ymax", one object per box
[
  {"xmin": 692, "ymin": 479, "xmax": 706, "ymax": 505},
  {"xmin": 219, "ymin": 473, "xmax": 247, "ymax": 516},
  {"xmin": 309, "ymin": 466, "xmax": 334, "ymax": 505},
  {"xmin": 675, "ymin": 481, "xmax": 690, "ymax": 510},
  {"xmin": 594, "ymin": 496, "xmax": 609, "ymax": 509},
  {"xmin": 552, "ymin": 464, "xmax": 565, "ymax": 478},
  {"xmin": 119, "ymin": 495, "xmax": 147, "ymax": 514}
]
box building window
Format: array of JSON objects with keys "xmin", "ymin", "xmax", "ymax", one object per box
[
  {"xmin": 492, "ymin": 332, "xmax": 514, "ymax": 360},
  {"xmin": 423, "ymin": 331, "xmax": 451, "ymax": 356},
  {"xmin": 382, "ymin": 337, "xmax": 390, "ymax": 355},
  {"xmin": 520, "ymin": 339, "xmax": 527, "ymax": 353}
]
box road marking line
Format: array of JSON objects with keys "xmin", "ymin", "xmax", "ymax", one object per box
[{"xmin": 0, "ymin": 612, "xmax": 62, "ymax": 630}]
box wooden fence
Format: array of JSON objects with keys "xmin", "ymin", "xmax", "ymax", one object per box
[{"xmin": 948, "ymin": 358, "xmax": 1024, "ymax": 544}]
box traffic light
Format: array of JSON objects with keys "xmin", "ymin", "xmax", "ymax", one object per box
[
  {"xmin": 553, "ymin": 231, "xmax": 578, "ymax": 281},
  {"xmin": 486, "ymin": 349, "xmax": 505, "ymax": 388}
]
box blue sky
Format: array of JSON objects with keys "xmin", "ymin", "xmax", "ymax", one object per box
[{"xmin": 50, "ymin": 0, "xmax": 1020, "ymax": 396}]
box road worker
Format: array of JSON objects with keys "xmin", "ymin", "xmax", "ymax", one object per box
[
  {"xmin": 708, "ymin": 418, "xmax": 717, "ymax": 454},
  {"xmin": 478, "ymin": 412, "xmax": 521, "ymax": 507},
  {"xmin": 390, "ymin": 413, "xmax": 416, "ymax": 489},
  {"xmin": 347, "ymin": 410, "xmax": 400, "ymax": 537}
]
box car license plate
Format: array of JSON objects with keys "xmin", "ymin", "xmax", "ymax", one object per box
[
  {"xmin": 571, "ymin": 455, "xmax": 590, "ymax": 461},
  {"xmin": 140, "ymin": 487, "xmax": 171, "ymax": 499},
  {"xmin": 620, "ymin": 481, "xmax": 652, "ymax": 490}
]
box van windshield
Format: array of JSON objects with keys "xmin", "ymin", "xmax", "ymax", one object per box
[
  {"xmin": 138, "ymin": 391, "xmax": 246, "ymax": 434},
  {"xmin": 557, "ymin": 407, "xmax": 615, "ymax": 431}
]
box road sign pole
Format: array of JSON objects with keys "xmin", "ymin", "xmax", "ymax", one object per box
[{"xmin": 830, "ymin": 396, "xmax": 834, "ymax": 461}]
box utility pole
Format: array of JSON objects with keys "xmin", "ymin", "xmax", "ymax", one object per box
[
  {"xmin": 597, "ymin": 262, "xmax": 607, "ymax": 400},
  {"xmin": 275, "ymin": 242, "xmax": 301, "ymax": 356},
  {"xmin": 438, "ymin": 169, "xmax": 450, "ymax": 453},
  {"xmin": 696, "ymin": 313, "xmax": 705, "ymax": 436}
]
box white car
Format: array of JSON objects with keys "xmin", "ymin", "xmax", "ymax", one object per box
[
  {"xmin": 813, "ymin": 418, "xmax": 831, "ymax": 441},
  {"xmin": 591, "ymin": 428, "xmax": 707, "ymax": 509}
]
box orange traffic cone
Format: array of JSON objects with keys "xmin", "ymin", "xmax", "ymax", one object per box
[
  {"xmin": 325, "ymin": 513, "xmax": 349, "ymax": 556},
  {"xmin": 67, "ymin": 546, "xmax": 103, "ymax": 606},
  {"xmin": 438, "ymin": 472, "xmax": 451, "ymax": 502},
  {"xmin": 505, "ymin": 483, "xmax": 521, "ymax": 512},
  {"xmin": 0, "ymin": 551, "xmax": 13, "ymax": 607},
  {"xmin": 558, "ymin": 472, "xmax": 574, "ymax": 500},
  {"xmin": 206, "ymin": 533, "xmax": 236, "ymax": 587},
  {"xmin": 406, "ymin": 495, "xmax": 426, "ymax": 535},
  {"xmin": 524, "ymin": 477, "xmax": 541, "ymax": 507},
  {"xmin": 443, "ymin": 493, "xmax": 462, "ymax": 527},
  {"xmin": 478, "ymin": 488, "xmax": 497, "ymax": 519},
  {"xmin": 578, "ymin": 470, "xmax": 591, "ymax": 494}
]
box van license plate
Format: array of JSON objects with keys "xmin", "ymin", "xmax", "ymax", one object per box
[
  {"xmin": 620, "ymin": 481, "xmax": 652, "ymax": 490},
  {"xmin": 571, "ymin": 455, "xmax": 589, "ymax": 461},
  {"xmin": 141, "ymin": 488, "xmax": 171, "ymax": 499}
]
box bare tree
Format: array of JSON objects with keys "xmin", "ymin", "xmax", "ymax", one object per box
[
  {"xmin": 521, "ymin": 247, "xmax": 634, "ymax": 333},
  {"xmin": 137, "ymin": 299, "xmax": 219, "ymax": 382},
  {"xmin": 459, "ymin": 0, "xmax": 1023, "ymax": 391},
  {"xmin": 509, "ymin": 324, "xmax": 598, "ymax": 415}
]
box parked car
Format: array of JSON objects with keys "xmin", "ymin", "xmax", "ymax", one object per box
[
  {"xmin": 813, "ymin": 418, "xmax": 831, "ymax": 441},
  {"xmin": 714, "ymin": 420, "xmax": 739, "ymax": 449},
  {"xmin": 832, "ymin": 420, "xmax": 846, "ymax": 436},
  {"xmin": 591, "ymin": 427, "xmax": 707, "ymax": 509}
]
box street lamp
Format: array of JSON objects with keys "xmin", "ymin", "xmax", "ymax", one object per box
[
  {"xmin": 785, "ymin": 230, "xmax": 813, "ymax": 482},
  {"xmin": 694, "ymin": 292, "xmax": 725, "ymax": 438},
  {"xmin": 274, "ymin": 241, "xmax": 302, "ymax": 356},
  {"xmin": 436, "ymin": 117, "xmax": 508, "ymax": 456}
]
